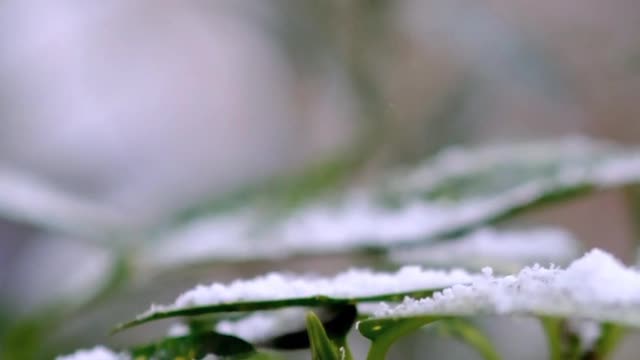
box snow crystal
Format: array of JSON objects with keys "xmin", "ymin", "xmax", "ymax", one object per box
[
  {"xmin": 390, "ymin": 227, "xmax": 580, "ymax": 271},
  {"xmin": 373, "ymin": 249, "xmax": 640, "ymax": 327},
  {"xmin": 140, "ymin": 266, "xmax": 473, "ymax": 317},
  {"xmin": 56, "ymin": 346, "xmax": 127, "ymax": 360}
]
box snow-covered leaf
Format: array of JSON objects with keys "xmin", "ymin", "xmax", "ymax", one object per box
[
  {"xmin": 363, "ymin": 249, "xmax": 640, "ymax": 333},
  {"xmin": 144, "ymin": 137, "xmax": 640, "ymax": 269},
  {"xmin": 358, "ymin": 250, "xmax": 640, "ymax": 359},
  {"xmin": 115, "ymin": 266, "xmax": 472, "ymax": 331},
  {"xmin": 306, "ymin": 312, "xmax": 342, "ymax": 360}
]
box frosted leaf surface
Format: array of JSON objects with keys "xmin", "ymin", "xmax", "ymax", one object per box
[
  {"xmin": 373, "ymin": 249, "xmax": 640, "ymax": 327},
  {"xmin": 390, "ymin": 227, "xmax": 580, "ymax": 272},
  {"xmin": 139, "ymin": 266, "xmax": 473, "ymax": 318},
  {"xmin": 56, "ymin": 346, "xmax": 127, "ymax": 360},
  {"xmin": 143, "ymin": 136, "xmax": 640, "ymax": 269}
]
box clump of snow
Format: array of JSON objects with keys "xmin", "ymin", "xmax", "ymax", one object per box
[
  {"xmin": 373, "ymin": 249, "xmax": 640, "ymax": 328},
  {"xmin": 567, "ymin": 319, "xmax": 602, "ymax": 351},
  {"xmin": 140, "ymin": 266, "xmax": 473, "ymax": 318},
  {"xmin": 167, "ymin": 322, "xmax": 190, "ymax": 337},
  {"xmin": 216, "ymin": 308, "xmax": 308, "ymax": 342},
  {"xmin": 390, "ymin": 227, "xmax": 580, "ymax": 271},
  {"xmin": 56, "ymin": 346, "xmax": 127, "ymax": 360},
  {"xmin": 142, "ymin": 137, "xmax": 640, "ymax": 270},
  {"xmin": 555, "ymin": 249, "xmax": 640, "ymax": 303}
]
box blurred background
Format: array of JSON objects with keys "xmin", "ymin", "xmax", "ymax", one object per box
[{"xmin": 0, "ymin": 0, "xmax": 639, "ymax": 359}]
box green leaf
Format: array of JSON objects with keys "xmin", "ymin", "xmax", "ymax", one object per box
[
  {"xmin": 130, "ymin": 331, "xmax": 256, "ymax": 359},
  {"xmin": 359, "ymin": 316, "xmax": 442, "ymax": 360},
  {"xmin": 361, "ymin": 249, "xmax": 640, "ymax": 359},
  {"xmin": 538, "ymin": 317, "xmax": 622, "ymax": 360},
  {"xmin": 433, "ymin": 319, "xmax": 502, "ymax": 360},
  {"xmin": 594, "ymin": 323, "xmax": 626, "ymax": 359},
  {"xmin": 114, "ymin": 289, "xmax": 441, "ymax": 332},
  {"xmin": 266, "ymin": 305, "xmax": 357, "ymax": 350},
  {"xmin": 358, "ymin": 317, "xmax": 502, "ymax": 360},
  {"xmin": 540, "ymin": 317, "xmax": 566, "ymax": 360},
  {"xmin": 306, "ymin": 312, "xmax": 341, "ymax": 360}
]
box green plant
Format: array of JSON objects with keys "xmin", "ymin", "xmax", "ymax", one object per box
[{"xmin": 6, "ymin": 137, "xmax": 640, "ymax": 359}]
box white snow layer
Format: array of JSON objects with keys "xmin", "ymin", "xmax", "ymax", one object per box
[
  {"xmin": 390, "ymin": 227, "xmax": 580, "ymax": 271},
  {"xmin": 143, "ymin": 136, "xmax": 640, "ymax": 269},
  {"xmin": 373, "ymin": 249, "xmax": 640, "ymax": 327},
  {"xmin": 141, "ymin": 266, "xmax": 473, "ymax": 318},
  {"xmin": 56, "ymin": 347, "xmax": 127, "ymax": 360}
]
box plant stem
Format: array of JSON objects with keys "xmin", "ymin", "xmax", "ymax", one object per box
[
  {"xmin": 540, "ymin": 317, "xmax": 564, "ymax": 360},
  {"xmin": 593, "ymin": 323, "xmax": 626, "ymax": 360},
  {"xmin": 364, "ymin": 318, "xmax": 432, "ymax": 360},
  {"xmin": 439, "ymin": 319, "xmax": 502, "ymax": 360}
]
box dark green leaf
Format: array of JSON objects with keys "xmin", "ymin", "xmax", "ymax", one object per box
[
  {"xmin": 266, "ymin": 305, "xmax": 357, "ymax": 350},
  {"xmin": 359, "ymin": 316, "xmax": 501, "ymax": 360},
  {"xmin": 130, "ymin": 331, "xmax": 256, "ymax": 359},
  {"xmin": 114, "ymin": 290, "xmax": 439, "ymax": 332},
  {"xmin": 306, "ymin": 312, "xmax": 341, "ymax": 360},
  {"xmin": 592, "ymin": 323, "xmax": 626, "ymax": 360},
  {"xmin": 359, "ymin": 316, "xmax": 442, "ymax": 360}
]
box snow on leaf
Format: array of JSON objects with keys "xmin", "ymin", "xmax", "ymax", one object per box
[
  {"xmin": 142, "ymin": 136, "xmax": 640, "ymax": 269},
  {"xmin": 389, "ymin": 227, "xmax": 581, "ymax": 272},
  {"xmin": 55, "ymin": 346, "xmax": 127, "ymax": 360},
  {"xmin": 118, "ymin": 266, "xmax": 473, "ymax": 330},
  {"xmin": 369, "ymin": 249, "xmax": 640, "ymax": 328}
]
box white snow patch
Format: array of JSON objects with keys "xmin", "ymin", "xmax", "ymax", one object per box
[
  {"xmin": 567, "ymin": 319, "xmax": 602, "ymax": 351},
  {"xmin": 167, "ymin": 322, "xmax": 190, "ymax": 337},
  {"xmin": 390, "ymin": 227, "xmax": 580, "ymax": 271},
  {"xmin": 56, "ymin": 346, "xmax": 127, "ymax": 360},
  {"xmin": 216, "ymin": 308, "xmax": 307, "ymax": 342},
  {"xmin": 140, "ymin": 266, "xmax": 473, "ymax": 318},
  {"xmin": 373, "ymin": 249, "xmax": 640, "ymax": 327}
]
